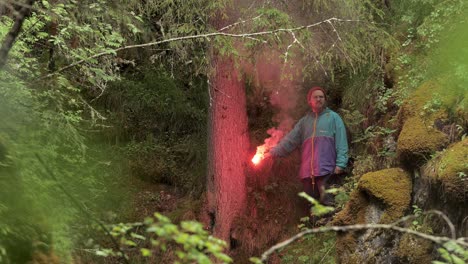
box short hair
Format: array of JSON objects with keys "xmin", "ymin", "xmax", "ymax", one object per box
[{"xmin": 307, "ymin": 86, "xmax": 326, "ymax": 101}]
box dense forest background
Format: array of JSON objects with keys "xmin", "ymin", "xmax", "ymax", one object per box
[{"xmin": 0, "ymin": 0, "xmax": 466, "ymax": 263}]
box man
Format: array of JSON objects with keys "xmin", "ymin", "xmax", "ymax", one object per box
[{"xmin": 267, "ymin": 86, "xmax": 348, "ymax": 207}]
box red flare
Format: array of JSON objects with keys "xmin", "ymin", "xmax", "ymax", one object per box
[{"xmin": 251, "ymin": 145, "xmax": 267, "ymax": 165}]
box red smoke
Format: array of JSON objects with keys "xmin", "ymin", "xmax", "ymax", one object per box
[
  {"xmin": 252, "ymin": 128, "xmax": 285, "ymax": 164},
  {"xmin": 249, "ymin": 50, "xmax": 303, "ymax": 165}
]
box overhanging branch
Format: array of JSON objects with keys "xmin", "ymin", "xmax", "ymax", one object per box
[{"xmin": 38, "ymin": 17, "xmax": 361, "ymax": 80}]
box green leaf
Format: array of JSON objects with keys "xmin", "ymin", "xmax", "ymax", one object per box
[
  {"xmin": 181, "ymin": 221, "xmax": 204, "ymax": 233},
  {"xmin": 140, "ymin": 248, "xmax": 151, "ymax": 257},
  {"xmin": 95, "ymin": 249, "xmax": 113, "ymax": 257},
  {"xmin": 123, "ymin": 239, "xmax": 137, "ymax": 247},
  {"xmin": 130, "ymin": 232, "xmax": 146, "ymax": 240},
  {"xmin": 175, "ymin": 250, "xmax": 186, "ymax": 259},
  {"xmin": 250, "ymin": 257, "xmax": 263, "ymax": 264}
]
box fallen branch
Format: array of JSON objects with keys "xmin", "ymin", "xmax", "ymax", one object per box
[{"xmin": 260, "ymin": 210, "xmax": 467, "ymax": 263}]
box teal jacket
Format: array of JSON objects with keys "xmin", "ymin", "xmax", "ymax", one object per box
[{"xmin": 270, "ymin": 108, "xmax": 348, "ymax": 179}]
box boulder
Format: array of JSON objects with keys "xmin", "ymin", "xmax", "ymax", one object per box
[
  {"xmin": 396, "ymin": 79, "xmax": 463, "ymax": 164},
  {"xmin": 333, "ymin": 168, "xmax": 412, "ymax": 263}
]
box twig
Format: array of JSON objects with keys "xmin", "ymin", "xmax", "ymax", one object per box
[
  {"xmin": 78, "ymin": 96, "xmax": 106, "ymax": 121},
  {"xmin": 319, "ymin": 23, "xmax": 355, "ymax": 72},
  {"xmin": 218, "ymin": 14, "xmax": 263, "ymax": 32},
  {"xmin": 425, "ymin": 210, "xmax": 456, "ymax": 240},
  {"xmin": 207, "ymin": 78, "xmax": 213, "ymax": 107},
  {"xmin": 283, "ymin": 31, "xmax": 304, "ymax": 63},
  {"xmin": 326, "ymin": 19, "xmax": 342, "ymax": 41},
  {"xmin": 318, "ymin": 241, "xmax": 336, "ymax": 264}
]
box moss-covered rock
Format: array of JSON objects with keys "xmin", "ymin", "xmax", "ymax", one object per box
[
  {"xmin": 332, "ymin": 190, "xmax": 368, "ymax": 227},
  {"xmin": 332, "ymin": 191, "xmax": 366, "ymax": 263},
  {"xmin": 397, "ymin": 116, "xmax": 448, "ymax": 163},
  {"xmin": 359, "ymin": 168, "xmax": 412, "ymax": 223},
  {"xmin": 333, "ymin": 168, "xmax": 412, "ymax": 263},
  {"xmin": 333, "ymin": 169, "xmax": 412, "ymax": 226},
  {"xmin": 396, "ymin": 79, "xmax": 464, "ymax": 163},
  {"xmin": 424, "ymin": 138, "xmax": 468, "ymax": 202},
  {"xmin": 396, "ymin": 233, "xmax": 433, "ymax": 264},
  {"xmin": 437, "ymin": 139, "xmax": 468, "ymax": 201},
  {"xmin": 398, "ymin": 79, "xmax": 460, "ymax": 124}
]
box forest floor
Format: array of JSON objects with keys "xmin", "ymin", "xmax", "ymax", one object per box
[{"xmin": 128, "ymin": 177, "xmax": 203, "ymax": 224}]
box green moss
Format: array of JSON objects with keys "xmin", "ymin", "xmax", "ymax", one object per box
[
  {"xmin": 332, "ymin": 187, "xmax": 368, "ymax": 261},
  {"xmin": 396, "ymin": 79, "xmax": 464, "ymax": 160},
  {"xmin": 397, "ymin": 116, "xmax": 448, "ymax": 161},
  {"xmin": 399, "ymin": 79, "xmax": 461, "ymax": 123},
  {"xmin": 335, "ymin": 232, "xmax": 359, "ymax": 263},
  {"xmin": 397, "ymin": 233, "xmax": 433, "ymax": 263},
  {"xmin": 426, "ymin": 138, "xmax": 468, "ymax": 201},
  {"xmin": 358, "ymin": 168, "xmax": 412, "ymax": 223},
  {"xmin": 334, "ymin": 169, "xmax": 412, "ymax": 262},
  {"xmin": 332, "ymin": 191, "xmax": 368, "ymax": 226}
]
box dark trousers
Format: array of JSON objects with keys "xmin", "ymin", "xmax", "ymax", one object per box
[{"xmin": 301, "ymin": 174, "xmax": 334, "ymax": 216}]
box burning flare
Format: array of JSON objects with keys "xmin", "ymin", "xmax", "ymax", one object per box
[
  {"xmin": 251, "ymin": 128, "xmax": 285, "ymax": 166},
  {"xmin": 251, "ymin": 145, "xmax": 267, "ymax": 165}
]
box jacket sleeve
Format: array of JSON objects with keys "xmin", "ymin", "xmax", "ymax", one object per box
[
  {"xmin": 334, "ymin": 114, "xmax": 349, "ymax": 169},
  {"xmin": 270, "ymin": 118, "xmax": 303, "ymax": 157}
]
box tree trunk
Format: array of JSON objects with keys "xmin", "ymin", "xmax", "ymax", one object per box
[{"xmin": 206, "ymin": 53, "xmax": 249, "ymax": 243}]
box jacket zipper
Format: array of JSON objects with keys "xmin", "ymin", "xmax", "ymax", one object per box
[{"xmin": 310, "ymin": 112, "xmax": 318, "ymax": 185}]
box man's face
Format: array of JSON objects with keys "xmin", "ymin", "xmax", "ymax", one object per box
[{"xmin": 308, "ymin": 90, "xmax": 326, "ymax": 112}]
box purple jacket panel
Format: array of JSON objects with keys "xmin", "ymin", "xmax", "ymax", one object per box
[{"xmin": 300, "ymin": 136, "xmax": 336, "ymax": 179}]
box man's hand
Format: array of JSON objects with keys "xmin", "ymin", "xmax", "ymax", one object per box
[
  {"xmin": 334, "ymin": 166, "xmax": 344, "ymax": 174},
  {"xmin": 263, "ymin": 152, "xmax": 272, "ymax": 160}
]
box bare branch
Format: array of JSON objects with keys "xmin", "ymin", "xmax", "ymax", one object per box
[
  {"xmin": 283, "ymin": 31, "xmax": 304, "ymax": 63},
  {"xmin": 259, "ymin": 210, "xmax": 467, "ymax": 263},
  {"xmin": 326, "ymin": 19, "xmax": 342, "ymax": 41},
  {"xmin": 37, "ymin": 17, "xmax": 362, "ymax": 80},
  {"xmin": 320, "ymin": 22, "xmax": 355, "ymax": 72},
  {"xmin": 78, "ymin": 96, "xmax": 106, "ymax": 121}
]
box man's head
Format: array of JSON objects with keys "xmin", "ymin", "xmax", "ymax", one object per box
[{"xmin": 307, "ymin": 86, "xmax": 327, "ymax": 113}]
